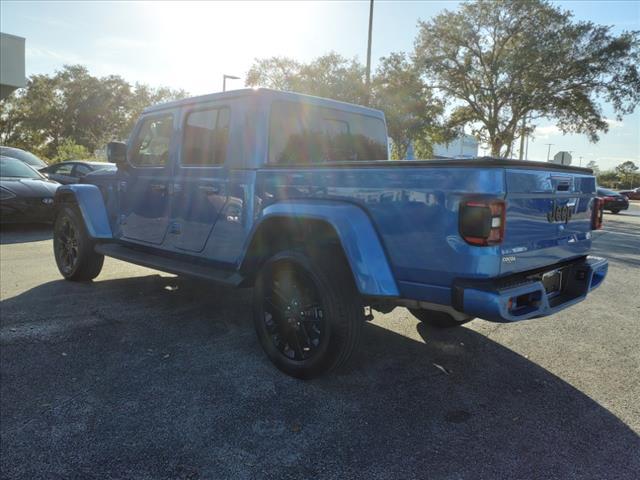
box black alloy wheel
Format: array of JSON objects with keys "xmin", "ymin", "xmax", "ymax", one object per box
[
  {"xmin": 253, "ymin": 250, "xmax": 362, "ymax": 379},
  {"xmin": 53, "ymin": 206, "xmax": 104, "ymax": 281},
  {"xmin": 262, "ymin": 261, "xmax": 326, "ymax": 362},
  {"xmin": 55, "ymin": 215, "xmax": 80, "ymax": 275}
]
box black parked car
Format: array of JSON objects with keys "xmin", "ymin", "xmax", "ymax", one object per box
[
  {"xmin": 597, "ymin": 187, "xmax": 629, "ymax": 214},
  {"xmin": 40, "ymin": 161, "xmax": 116, "ymax": 185},
  {"xmin": 0, "ymin": 156, "xmax": 59, "ymax": 224},
  {"xmin": 0, "ymin": 146, "xmax": 48, "ymax": 169}
]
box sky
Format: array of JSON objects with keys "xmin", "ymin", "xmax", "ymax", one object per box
[{"xmin": 1, "ymin": 0, "xmax": 639, "ymax": 169}]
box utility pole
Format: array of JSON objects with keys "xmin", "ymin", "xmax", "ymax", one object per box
[
  {"xmin": 365, "ymin": 0, "xmax": 374, "ymax": 105},
  {"xmin": 545, "ymin": 143, "xmax": 554, "ymax": 161},
  {"xmin": 579, "ymin": 156, "xmax": 583, "ymax": 167},
  {"xmin": 518, "ymin": 115, "xmax": 526, "ymax": 160}
]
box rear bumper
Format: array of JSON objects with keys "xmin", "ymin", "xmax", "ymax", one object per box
[{"xmin": 452, "ymin": 256, "xmax": 608, "ymax": 322}]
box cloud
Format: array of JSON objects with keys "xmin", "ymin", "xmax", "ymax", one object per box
[
  {"xmin": 25, "ymin": 46, "xmax": 81, "ymax": 64},
  {"xmin": 94, "ymin": 37, "xmax": 155, "ymax": 50},
  {"xmin": 604, "ymin": 118, "xmax": 624, "ymax": 128},
  {"xmin": 534, "ymin": 125, "xmax": 561, "ymax": 139}
]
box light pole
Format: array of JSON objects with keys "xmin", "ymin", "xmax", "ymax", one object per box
[
  {"xmin": 223, "ymin": 74, "xmax": 240, "ymax": 92},
  {"xmin": 579, "ymin": 156, "xmax": 583, "ymax": 167},
  {"xmin": 365, "ymin": 0, "xmax": 374, "ymax": 104},
  {"xmin": 545, "ymin": 143, "xmax": 554, "ymax": 161}
]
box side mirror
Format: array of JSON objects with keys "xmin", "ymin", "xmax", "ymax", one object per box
[{"xmin": 107, "ymin": 141, "xmax": 127, "ymax": 165}]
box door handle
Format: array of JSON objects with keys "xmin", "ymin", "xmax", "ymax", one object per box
[
  {"xmin": 150, "ymin": 183, "xmax": 167, "ymax": 193},
  {"xmin": 198, "ymin": 185, "xmax": 220, "ymax": 195}
]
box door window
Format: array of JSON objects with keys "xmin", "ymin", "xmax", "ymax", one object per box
[
  {"xmin": 182, "ymin": 107, "xmax": 230, "ymax": 166},
  {"xmin": 74, "ymin": 164, "xmax": 92, "ymax": 176},
  {"xmin": 53, "ymin": 163, "xmax": 74, "ymax": 175},
  {"xmin": 131, "ymin": 114, "xmax": 174, "ymax": 167},
  {"xmin": 268, "ymin": 101, "xmax": 388, "ymax": 165}
]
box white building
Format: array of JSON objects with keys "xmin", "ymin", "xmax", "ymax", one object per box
[
  {"xmin": 432, "ymin": 134, "xmax": 479, "ymax": 159},
  {"xmin": 0, "ymin": 33, "xmax": 26, "ymax": 100}
]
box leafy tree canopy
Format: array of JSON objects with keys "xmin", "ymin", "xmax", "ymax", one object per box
[
  {"xmin": 0, "ymin": 65, "xmax": 187, "ymax": 160},
  {"xmin": 414, "ymin": 0, "xmax": 640, "ymax": 157},
  {"xmin": 246, "ymin": 52, "xmax": 447, "ymax": 159}
]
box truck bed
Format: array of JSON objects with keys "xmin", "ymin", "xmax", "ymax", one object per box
[{"xmin": 256, "ymin": 157, "xmax": 597, "ymax": 305}]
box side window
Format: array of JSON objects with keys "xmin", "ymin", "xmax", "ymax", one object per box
[
  {"xmin": 54, "ymin": 164, "xmax": 74, "ymax": 175},
  {"xmin": 74, "ymin": 164, "xmax": 91, "ymax": 176},
  {"xmin": 182, "ymin": 107, "xmax": 230, "ymax": 166},
  {"xmin": 268, "ymin": 101, "xmax": 388, "ymax": 165},
  {"xmin": 131, "ymin": 114, "xmax": 174, "ymax": 167}
]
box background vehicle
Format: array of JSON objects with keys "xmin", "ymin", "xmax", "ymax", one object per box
[
  {"xmin": 0, "ymin": 146, "xmax": 47, "ymax": 169},
  {"xmin": 618, "ymin": 187, "xmax": 640, "ymax": 200},
  {"xmin": 597, "ymin": 187, "xmax": 629, "ymax": 214},
  {"xmin": 1, "ymin": 156, "xmax": 59, "ymax": 224},
  {"xmin": 52, "ymin": 89, "xmax": 607, "ymax": 378},
  {"xmin": 40, "ymin": 161, "xmax": 115, "ymax": 185}
]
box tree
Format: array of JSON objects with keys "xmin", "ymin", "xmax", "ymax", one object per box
[
  {"xmin": 246, "ymin": 52, "xmax": 368, "ymax": 105},
  {"xmin": 596, "ymin": 170, "xmax": 620, "ymax": 189},
  {"xmin": 414, "ymin": 0, "xmax": 640, "ymax": 157},
  {"xmin": 246, "ymin": 52, "xmax": 449, "ymax": 158},
  {"xmin": 615, "ymin": 161, "xmax": 639, "ymax": 188},
  {"xmin": 0, "ymin": 65, "xmax": 187, "ymax": 159},
  {"xmin": 585, "ymin": 160, "xmax": 600, "ymax": 175},
  {"xmin": 52, "ymin": 138, "xmax": 91, "ymax": 163}
]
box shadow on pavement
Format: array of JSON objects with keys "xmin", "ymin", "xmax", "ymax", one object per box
[
  {"xmin": 1, "ymin": 274, "xmax": 639, "ymax": 479},
  {"xmin": 0, "ymin": 223, "xmax": 52, "ymax": 245}
]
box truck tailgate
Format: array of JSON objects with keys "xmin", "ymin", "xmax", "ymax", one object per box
[{"xmin": 501, "ymin": 168, "xmax": 596, "ymax": 275}]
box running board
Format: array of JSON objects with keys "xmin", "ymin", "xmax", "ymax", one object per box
[{"xmin": 95, "ymin": 243, "xmax": 243, "ymax": 287}]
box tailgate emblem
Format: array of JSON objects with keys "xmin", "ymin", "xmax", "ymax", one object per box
[{"xmin": 547, "ymin": 202, "xmax": 573, "ymax": 224}]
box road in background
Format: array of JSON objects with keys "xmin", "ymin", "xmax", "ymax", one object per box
[{"xmin": 1, "ymin": 205, "xmax": 639, "ymax": 479}]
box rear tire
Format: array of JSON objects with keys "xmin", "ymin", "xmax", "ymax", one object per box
[
  {"xmin": 409, "ymin": 308, "xmax": 472, "ymax": 328},
  {"xmin": 53, "ymin": 206, "xmax": 104, "ymax": 281},
  {"xmin": 253, "ymin": 250, "xmax": 363, "ymax": 379}
]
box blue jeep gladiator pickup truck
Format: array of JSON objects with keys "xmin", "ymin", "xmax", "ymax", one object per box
[{"xmin": 52, "ymin": 88, "xmax": 608, "ymax": 378}]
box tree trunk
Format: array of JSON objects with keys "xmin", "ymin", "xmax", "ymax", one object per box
[{"xmin": 490, "ymin": 138, "xmax": 503, "ymax": 157}]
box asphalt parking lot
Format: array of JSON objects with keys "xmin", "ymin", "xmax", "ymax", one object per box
[{"xmin": 1, "ymin": 204, "xmax": 639, "ymax": 480}]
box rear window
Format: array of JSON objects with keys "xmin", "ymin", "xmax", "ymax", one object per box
[
  {"xmin": 0, "ymin": 147, "xmax": 46, "ymax": 167},
  {"xmin": 268, "ymin": 101, "xmax": 388, "ymax": 165},
  {"xmin": 182, "ymin": 107, "xmax": 230, "ymax": 166}
]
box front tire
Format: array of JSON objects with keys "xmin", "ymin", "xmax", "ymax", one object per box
[
  {"xmin": 253, "ymin": 250, "xmax": 362, "ymax": 379},
  {"xmin": 409, "ymin": 308, "xmax": 472, "ymax": 328},
  {"xmin": 53, "ymin": 206, "xmax": 104, "ymax": 281},
  {"xmin": 610, "ymin": 209, "xmax": 620, "ymax": 214}
]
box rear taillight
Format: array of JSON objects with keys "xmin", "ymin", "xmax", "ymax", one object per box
[
  {"xmin": 592, "ymin": 198, "xmax": 604, "ymax": 230},
  {"xmin": 459, "ymin": 199, "xmax": 506, "ymax": 246}
]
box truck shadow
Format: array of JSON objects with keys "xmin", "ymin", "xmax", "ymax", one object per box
[
  {"xmin": 0, "ymin": 223, "xmax": 52, "ymax": 245},
  {"xmin": 1, "ymin": 275, "xmax": 638, "ymax": 479}
]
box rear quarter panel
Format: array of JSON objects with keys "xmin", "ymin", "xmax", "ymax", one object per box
[{"xmin": 255, "ymin": 166, "xmax": 506, "ymax": 304}]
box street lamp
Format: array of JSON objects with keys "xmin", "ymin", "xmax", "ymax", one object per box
[
  {"xmin": 223, "ymin": 74, "xmax": 240, "ymax": 92},
  {"xmin": 545, "ymin": 143, "xmax": 554, "ymax": 161},
  {"xmin": 365, "ymin": 0, "xmax": 374, "ymax": 104}
]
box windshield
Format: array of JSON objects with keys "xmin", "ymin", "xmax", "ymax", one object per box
[
  {"xmin": 0, "ymin": 156, "xmax": 45, "ymax": 179},
  {"xmin": 0, "ymin": 147, "xmax": 47, "ymax": 167}
]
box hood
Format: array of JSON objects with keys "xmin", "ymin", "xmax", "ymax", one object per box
[{"xmin": 0, "ymin": 177, "xmax": 60, "ymax": 197}]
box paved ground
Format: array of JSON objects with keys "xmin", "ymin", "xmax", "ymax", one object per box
[{"xmin": 1, "ymin": 205, "xmax": 639, "ymax": 479}]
